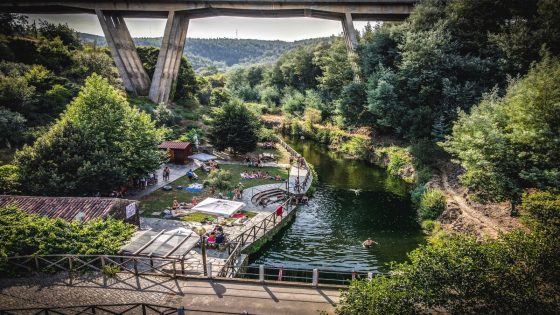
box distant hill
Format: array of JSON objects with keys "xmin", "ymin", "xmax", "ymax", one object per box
[{"xmin": 79, "ymin": 33, "xmax": 333, "ymax": 71}]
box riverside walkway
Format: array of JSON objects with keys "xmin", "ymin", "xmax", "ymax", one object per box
[{"xmin": 0, "ymin": 273, "xmax": 340, "ymax": 314}]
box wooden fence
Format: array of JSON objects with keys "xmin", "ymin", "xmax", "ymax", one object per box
[
  {"xmin": 0, "ymin": 303, "xmax": 180, "ymax": 315},
  {"xmin": 3, "ymin": 254, "xmax": 193, "ymax": 280}
]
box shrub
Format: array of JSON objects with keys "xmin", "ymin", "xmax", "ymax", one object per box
[
  {"xmin": 204, "ymin": 169, "xmax": 233, "ymax": 191},
  {"xmin": 340, "ymin": 135, "xmax": 370, "ymax": 159},
  {"xmin": 418, "ymin": 188, "xmax": 446, "ymax": 221},
  {"xmin": 0, "ymin": 164, "xmax": 20, "ymax": 194},
  {"xmin": 102, "ymin": 264, "xmax": 121, "ymax": 278}
]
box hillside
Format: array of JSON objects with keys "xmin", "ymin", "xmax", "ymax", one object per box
[{"xmin": 79, "ymin": 33, "xmax": 332, "ymax": 71}]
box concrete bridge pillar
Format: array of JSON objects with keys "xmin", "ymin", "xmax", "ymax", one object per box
[
  {"xmin": 341, "ymin": 12, "xmax": 361, "ymax": 82},
  {"xmin": 149, "ymin": 11, "xmax": 189, "ymax": 104},
  {"xmin": 96, "ymin": 10, "xmax": 151, "ymax": 96}
]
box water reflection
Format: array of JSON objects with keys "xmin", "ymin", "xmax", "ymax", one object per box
[{"xmin": 250, "ymin": 138, "xmax": 424, "ymax": 272}]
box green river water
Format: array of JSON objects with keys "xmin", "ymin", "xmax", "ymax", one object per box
[{"xmin": 250, "ymin": 138, "xmax": 425, "ymax": 273}]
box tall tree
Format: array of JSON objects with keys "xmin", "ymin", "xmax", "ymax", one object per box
[
  {"xmin": 442, "ymin": 56, "xmax": 560, "ymax": 214},
  {"xmin": 16, "ymin": 74, "xmax": 165, "ymax": 196},
  {"xmin": 208, "ymin": 99, "xmax": 260, "ymax": 154}
]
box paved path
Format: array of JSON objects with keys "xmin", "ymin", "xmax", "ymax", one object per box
[
  {"xmin": 0, "ymin": 273, "xmax": 340, "ymax": 314},
  {"xmin": 129, "ymin": 163, "xmax": 196, "ymax": 200}
]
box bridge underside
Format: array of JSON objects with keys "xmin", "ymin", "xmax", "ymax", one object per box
[{"xmin": 1, "ymin": 1, "xmax": 415, "ymax": 103}]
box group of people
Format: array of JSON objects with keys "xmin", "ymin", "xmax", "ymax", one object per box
[
  {"xmin": 206, "ymin": 225, "xmax": 226, "ymax": 249},
  {"xmin": 171, "ymin": 196, "xmax": 199, "ymax": 210},
  {"xmin": 162, "ymin": 166, "xmax": 171, "ymax": 181},
  {"xmin": 245, "ymin": 157, "xmax": 264, "ymax": 168},
  {"xmin": 262, "ymin": 142, "xmax": 276, "ymax": 149},
  {"xmin": 201, "ymin": 160, "xmax": 219, "ymax": 172},
  {"xmin": 241, "ymin": 170, "xmax": 282, "ymax": 181},
  {"xmin": 138, "ymin": 172, "xmax": 158, "ymax": 189}
]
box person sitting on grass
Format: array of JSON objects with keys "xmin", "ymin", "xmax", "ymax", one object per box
[
  {"xmin": 191, "ymin": 196, "xmax": 199, "ymax": 206},
  {"xmin": 172, "ymin": 199, "xmax": 179, "ymax": 210}
]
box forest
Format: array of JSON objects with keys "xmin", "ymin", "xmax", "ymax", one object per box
[{"xmin": 80, "ymin": 32, "xmax": 331, "ymax": 71}]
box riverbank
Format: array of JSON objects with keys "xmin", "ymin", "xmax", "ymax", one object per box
[{"xmin": 272, "ymin": 116, "xmax": 523, "ymax": 239}]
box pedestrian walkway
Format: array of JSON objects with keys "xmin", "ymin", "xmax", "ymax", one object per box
[
  {"xmin": 129, "ymin": 163, "xmax": 196, "ymax": 200},
  {"xmin": 0, "ymin": 273, "xmax": 340, "ymax": 314}
]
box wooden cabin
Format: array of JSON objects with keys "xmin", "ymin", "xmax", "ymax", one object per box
[{"xmin": 158, "ymin": 141, "xmax": 193, "ymax": 164}]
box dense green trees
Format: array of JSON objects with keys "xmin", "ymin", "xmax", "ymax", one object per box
[
  {"xmin": 15, "ymin": 74, "xmax": 165, "ymax": 196},
  {"xmin": 208, "ymin": 100, "xmax": 260, "ymax": 154},
  {"xmin": 336, "ymin": 192, "xmax": 560, "ymax": 314},
  {"xmin": 0, "ymin": 205, "xmax": 135, "ymax": 262},
  {"xmin": 443, "ymin": 56, "xmax": 560, "ymax": 214}
]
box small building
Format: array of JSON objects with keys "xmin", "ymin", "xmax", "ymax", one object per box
[
  {"xmin": 158, "ymin": 141, "xmax": 193, "ymax": 164},
  {"xmin": 0, "ymin": 195, "xmax": 139, "ymax": 225}
]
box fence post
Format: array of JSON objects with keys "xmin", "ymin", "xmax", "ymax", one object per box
[
  {"xmin": 34, "ymin": 256, "xmax": 39, "ymax": 271},
  {"xmin": 368, "ymin": 272, "xmax": 373, "ymax": 281},
  {"xmin": 133, "ymin": 259, "xmax": 138, "ymax": 276},
  {"xmin": 181, "ymin": 258, "xmax": 185, "ymax": 275},
  {"xmin": 278, "ymin": 266, "xmax": 283, "ymax": 281},
  {"xmin": 68, "ymin": 256, "xmax": 73, "ymax": 285},
  {"xmin": 142, "ymin": 304, "xmax": 147, "ymax": 315},
  {"xmin": 312, "ymin": 268, "xmax": 319, "ymax": 287},
  {"xmin": 207, "ymin": 262, "xmax": 213, "ymax": 278},
  {"xmin": 101, "ymin": 256, "xmax": 106, "ymax": 286},
  {"xmin": 351, "ymin": 271, "xmax": 356, "ymax": 281},
  {"xmin": 177, "ymin": 306, "xmax": 185, "ymax": 315},
  {"xmin": 259, "ymin": 265, "xmax": 265, "ymax": 282},
  {"xmin": 172, "ymin": 260, "xmax": 177, "ymax": 278}
]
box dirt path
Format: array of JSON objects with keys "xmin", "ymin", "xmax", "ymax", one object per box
[
  {"xmin": 434, "ymin": 164, "xmax": 525, "ymax": 239},
  {"xmin": 439, "ymin": 169, "xmax": 501, "ymax": 238}
]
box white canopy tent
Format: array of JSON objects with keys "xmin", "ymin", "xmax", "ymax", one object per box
[
  {"xmin": 191, "ymin": 198, "xmax": 245, "ymax": 218},
  {"xmin": 188, "ymin": 153, "xmax": 217, "ymax": 162}
]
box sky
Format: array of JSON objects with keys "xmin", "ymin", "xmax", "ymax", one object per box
[{"xmin": 28, "ymin": 14, "xmax": 374, "ymax": 41}]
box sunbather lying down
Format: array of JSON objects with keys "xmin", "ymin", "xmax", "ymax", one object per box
[{"xmin": 241, "ymin": 170, "xmax": 282, "ymax": 180}]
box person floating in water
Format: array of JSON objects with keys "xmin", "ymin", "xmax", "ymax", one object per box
[{"xmin": 362, "ymin": 238, "xmax": 378, "ymax": 248}]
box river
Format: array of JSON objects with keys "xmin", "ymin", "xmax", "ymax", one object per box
[{"xmin": 249, "ymin": 137, "xmax": 425, "ymax": 273}]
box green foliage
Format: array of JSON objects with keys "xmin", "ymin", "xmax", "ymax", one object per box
[
  {"xmin": 338, "ymin": 82, "xmax": 371, "ymax": 127},
  {"xmin": 522, "ymin": 191, "xmax": 560, "ymax": 235},
  {"xmin": 0, "ymin": 205, "xmax": 135, "ymax": 259},
  {"xmin": 178, "ymin": 127, "xmax": 204, "ymax": 144},
  {"xmin": 204, "ymin": 169, "xmax": 233, "ymax": 191},
  {"xmin": 0, "ymin": 164, "xmax": 20, "ymax": 194},
  {"xmin": 101, "ymin": 264, "xmax": 121, "ymax": 277},
  {"xmin": 375, "ymin": 146, "xmax": 414, "ymax": 183},
  {"xmin": 340, "ymin": 136, "xmax": 370, "ymax": 160},
  {"xmin": 417, "ymin": 188, "xmax": 446, "ymax": 221},
  {"xmin": 337, "ymin": 220, "xmax": 560, "ymax": 314},
  {"xmin": 0, "ymin": 107, "xmax": 26, "ymax": 147},
  {"xmin": 208, "ymin": 100, "xmax": 261, "ymax": 154},
  {"xmin": 15, "ymin": 74, "xmax": 165, "ymax": 196},
  {"xmin": 443, "ymin": 56, "xmax": 560, "ymax": 208},
  {"xmin": 153, "ymin": 102, "xmax": 177, "ymax": 127},
  {"xmin": 258, "ymin": 127, "xmax": 276, "ymax": 143}
]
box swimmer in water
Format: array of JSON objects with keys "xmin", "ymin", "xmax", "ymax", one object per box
[{"xmin": 362, "ymin": 238, "xmax": 378, "ymax": 248}]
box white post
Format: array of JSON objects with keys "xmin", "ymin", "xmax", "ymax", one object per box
[
  {"xmin": 259, "ymin": 265, "xmax": 265, "ymax": 282},
  {"xmin": 207, "ymin": 262, "xmax": 213, "ymax": 278},
  {"xmin": 312, "ymin": 268, "xmax": 319, "ymax": 287},
  {"xmin": 368, "ymin": 272, "xmax": 373, "ymax": 281}
]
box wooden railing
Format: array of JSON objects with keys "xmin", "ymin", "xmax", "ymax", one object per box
[
  {"xmin": 2, "ymin": 254, "xmax": 198, "ymax": 279},
  {"xmin": 217, "ymin": 197, "xmax": 294, "ymax": 277},
  {"xmin": 0, "ymin": 303, "xmax": 180, "ymax": 315}
]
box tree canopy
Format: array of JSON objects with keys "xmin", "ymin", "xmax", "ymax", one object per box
[
  {"xmin": 15, "ymin": 74, "xmax": 165, "ymax": 196},
  {"xmin": 208, "ymin": 100, "xmax": 261, "ymax": 154}
]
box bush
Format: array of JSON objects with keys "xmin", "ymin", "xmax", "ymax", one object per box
[
  {"xmin": 0, "ymin": 164, "xmax": 19, "ymax": 194},
  {"xmin": 258, "ymin": 127, "xmax": 276, "ymax": 143},
  {"xmin": 340, "ymin": 135, "xmax": 370, "ymax": 159},
  {"xmin": 204, "ymin": 169, "xmax": 233, "ymax": 191},
  {"xmin": 0, "ymin": 205, "xmax": 135, "ymax": 260},
  {"xmin": 418, "ymin": 188, "xmax": 446, "ymax": 221}
]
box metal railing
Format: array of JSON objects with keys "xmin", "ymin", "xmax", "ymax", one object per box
[{"xmin": 237, "ymin": 265, "xmax": 376, "ymax": 286}]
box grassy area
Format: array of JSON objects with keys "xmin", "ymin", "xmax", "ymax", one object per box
[
  {"xmin": 139, "ymin": 164, "xmax": 289, "ymax": 217},
  {"xmin": 252, "ymin": 144, "xmax": 291, "ymax": 164}
]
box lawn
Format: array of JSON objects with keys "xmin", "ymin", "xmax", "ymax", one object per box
[{"xmin": 139, "ymin": 164, "xmax": 289, "ymax": 217}]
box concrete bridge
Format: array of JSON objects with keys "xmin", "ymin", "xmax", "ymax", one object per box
[{"xmin": 1, "ymin": 0, "xmax": 417, "ymax": 103}]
